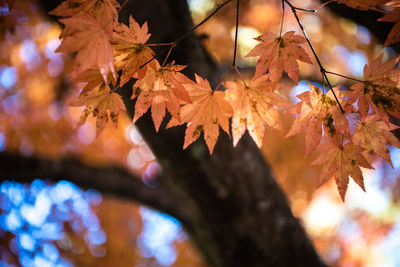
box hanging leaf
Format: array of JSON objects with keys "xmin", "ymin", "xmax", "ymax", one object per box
[
  {"xmin": 353, "ymin": 114, "xmax": 400, "ymax": 167},
  {"xmin": 346, "ymin": 54, "xmax": 400, "ymax": 124},
  {"xmin": 224, "ymin": 74, "xmax": 288, "ymax": 147},
  {"xmin": 132, "ymin": 60, "xmax": 192, "ymax": 131},
  {"xmin": 286, "ymin": 84, "xmax": 349, "ymax": 157},
  {"xmin": 167, "ymin": 74, "xmax": 233, "ymax": 153},
  {"xmin": 69, "ymin": 85, "xmax": 125, "ymax": 136},
  {"xmin": 56, "ymin": 14, "xmax": 116, "ymax": 83},
  {"xmin": 112, "ymin": 16, "xmax": 154, "ymax": 85},
  {"xmin": 312, "ymin": 142, "xmax": 373, "ymax": 201},
  {"xmin": 246, "ymin": 31, "xmax": 312, "ymax": 84}
]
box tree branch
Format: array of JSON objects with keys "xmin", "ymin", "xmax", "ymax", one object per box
[{"xmin": 0, "ymin": 152, "xmax": 190, "ymax": 224}]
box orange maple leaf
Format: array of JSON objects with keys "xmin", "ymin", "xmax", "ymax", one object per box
[
  {"xmin": 167, "ymin": 75, "xmax": 233, "ymax": 153},
  {"xmin": 286, "ymin": 84, "xmax": 349, "ymax": 157},
  {"xmin": 379, "ymin": 6, "xmax": 400, "ymax": 46},
  {"xmin": 334, "ymin": 0, "xmax": 388, "ymax": 11},
  {"xmin": 246, "ymin": 31, "xmax": 312, "ymax": 84},
  {"xmin": 346, "ymin": 54, "xmax": 400, "ymax": 124},
  {"xmin": 49, "ymin": 0, "xmax": 119, "ymax": 26},
  {"xmin": 131, "ymin": 60, "xmax": 192, "ymax": 131},
  {"xmin": 112, "ymin": 16, "xmax": 154, "ymax": 85},
  {"xmin": 71, "ymin": 68, "xmax": 117, "ymax": 94},
  {"xmin": 312, "ymin": 142, "xmax": 373, "ymax": 201},
  {"xmin": 69, "ymin": 85, "xmax": 126, "ymax": 136},
  {"xmin": 224, "ymin": 74, "xmax": 288, "ymax": 147},
  {"xmin": 56, "ymin": 14, "xmax": 116, "ymax": 83},
  {"xmin": 49, "ymin": 0, "xmax": 119, "ymax": 37},
  {"xmin": 353, "ymin": 114, "xmax": 400, "ymax": 167}
]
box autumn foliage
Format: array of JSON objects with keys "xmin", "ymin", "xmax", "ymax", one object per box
[{"xmin": 48, "ymin": 0, "xmax": 400, "ymax": 200}]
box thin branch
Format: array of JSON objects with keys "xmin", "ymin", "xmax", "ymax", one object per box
[
  {"xmin": 214, "ymin": 65, "xmax": 234, "ymax": 91},
  {"xmin": 284, "ymin": 0, "xmax": 345, "ymax": 113},
  {"xmin": 162, "ymin": 44, "xmax": 176, "ymax": 67},
  {"xmin": 325, "ymin": 70, "xmax": 364, "ymax": 82},
  {"xmin": 279, "ymin": 0, "xmax": 285, "ymax": 37},
  {"xmin": 146, "ymin": 42, "xmax": 175, "ymax": 47},
  {"xmin": 175, "ymin": 0, "xmax": 233, "ymax": 46},
  {"xmin": 232, "ymin": 0, "xmax": 240, "ymax": 66},
  {"xmin": 118, "ymin": 0, "xmax": 129, "ymax": 14},
  {"xmin": 139, "ymin": 0, "xmax": 233, "ymax": 70},
  {"xmin": 291, "ymin": 4, "xmax": 316, "ymax": 13}
]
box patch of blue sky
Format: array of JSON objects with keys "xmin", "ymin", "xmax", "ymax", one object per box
[
  {"xmin": 86, "ymin": 189, "xmax": 102, "ymax": 206},
  {"xmin": 0, "ymin": 179, "xmax": 104, "ymax": 266},
  {"xmin": 334, "ymin": 45, "xmax": 367, "ymax": 77},
  {"xmin": 82, "ymin": 213, "xmax": 100, "ymax": 231},
  {"xmin": 1, "ymin": 209, "xmax": 23, "ymax": 231},
  {"xmin": 380, "ymin": 219, "xmax": 400, "ymax": 266},
  {"xmin": 45, "ymin": 39, "xmax": 61, "ymax": 59},
  {"xmin": 356, "ymin": 25, "xmax": 371, "ymax": 45},
  {"xmin": 2, "ymin": 94, "xmax": 20, "ymax": 115},
  {"xmin": 20, "ymin": 40, "xmax": 37, "ymax": 62},
  {"xmin": 390, "ymin": 147, "xmax": 400, "ymax": 169},
  {"xmin": 1, "ymin": 181, "xmax": 25, "ymax": 206},
  {"xmin": 346, "ymin": 168, "xmax": 390, "ymax": 216},
  {"xmin": 49, "ymin": 180, "xmax": 81, "ymax": 204},
  {"xmin": 0, "ymin": 66, "xmax": 17, "ymax": 89},
  {"xmin": 86, "ymin": 229, "xmax": 106, "ymax": 245},
  {"xmin": 337, "ymin": 216, "xmax": 361, "ymax": 240},
  {"xmin": 18, "ymin": 233, "xmax": 36, "ymax": 252},
  {"xmin": 20, "ymin": 189, "xmax": 52, "ymax": 227},
  {"xmin": 290, "ymin": 80, "xmax": 309, "ymax": 103},
  {"xmin": 32, "ymin": 222, "xmax": 63, "ymax": 240},
  {"xmin": 42, "ymin": 243, "xmax": 59, "ymax": 262},
  {"xmin": 72, "ymin": 196, "xmax": 90, "ymax": 216},
  {"xmin": 139, "ymin": 207, "xmax": 182, "ymax": 266},
  {"xmin": 20, "ymin": 255, "xmax": 34, "ymax": 267},
  {"xmin": 33, "ymin": 254, "xmax": 53, "ymax": 267}
]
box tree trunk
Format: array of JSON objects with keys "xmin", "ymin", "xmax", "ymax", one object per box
[{"xmin": 13, "ymin": 0, "xmax": 337, "ymax": 266}]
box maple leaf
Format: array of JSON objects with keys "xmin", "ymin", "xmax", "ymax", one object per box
[
  {"xmin": 353, "ymin": 114, "xmax": 400, "ymax": 167},
  {"xmin": 224, "ymin": 74, "xmax": 288, "ymax": 147},
  {"xmin": 49, "ymin": 0, "xmax": 119, "ymax": 32},
  {"xmin": 379, "ymin": 6, "xmax": 400, "ymax": 46},
  {"xmin": 334, "ymin": 0, "xmax": 388, "ymax": 11},
  {"xmin": 132, "ymin": 60, "xmax": 192, "ymax": 131},
  {"xmin": 56, "ymin": 14, "xmax": 116, "ymax": 83},
  {"xmin": 346, "ymin": 54, "xmax": 400, "ymax": 124},
  {"xmin": 69, "ymin": 85, "xmax": 126, "ymax": 136},
  {"xmin": 112, "ymin": 16, "xmax": 154, "ymax": 85},
  {"xmin": 246, "ymin": 31, "xmax": 312, "ymax": 84},
  {"xmin": 286, "ymin": 84, "xmax": 349, "ymax": 157},
  {"xmin": 71, "ymin": 68, "xmax": 117, "ymax": 94},
  {"xmin": 312, "ymin": 142, "xmax": 373, "ymax": 201},
  {"xmin": 167, "ymin": 74, "xmax": 233, "ymax": 153}
]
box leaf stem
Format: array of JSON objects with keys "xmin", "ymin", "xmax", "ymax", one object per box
[
  {"xmin": 162, "ymin": 44, "xmax": 176, "ymax": 67},
  {"xmin": 175, "ymin": 0, "xmax": 233, "ymax": 46},
  {"xmin": 233, "ymin": 66, "xmax": 248, "ymax": 87},
  {"xmin": 139, "ymin": 0, "xmax": 233, "ymax": 70},
  {"xmin": 215, "ymin": 66, "xmax": 234, "ymax": 91},
  {"xmin": 284, "ymin": 0, "xmax": 345, "ymax": 113},
  {"xmin": 145, "ymin": 42, "xmax": 175, "ymax": 47},
  {"xmin": 325, "ymin": 70, "xmax": 364, "ymax": 82},
  {"xmin": 118, "ymin": 0, "xmax": 129, "ymax": 14},
  {"xmin": 279, "ymin": 0, "xmax": 285, "ymax": 38},
  {"xmin": 232, "ymin": 0, "xmax": 240, "ymax": 67}
]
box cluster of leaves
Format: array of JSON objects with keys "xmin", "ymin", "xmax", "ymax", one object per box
[{"xmin": 50, "ymin": 0, "xmax": 400, "ymax": 200}]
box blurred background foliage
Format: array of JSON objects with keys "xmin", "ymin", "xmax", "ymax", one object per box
[{"xmin": 0, "ymin": 0, "xmax": 400, "ymax": 266}]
